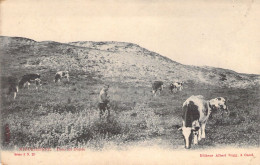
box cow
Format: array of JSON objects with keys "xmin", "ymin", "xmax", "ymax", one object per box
[
  {"xmin": 1, "ymin": 76, "xmax": 19, "ymax": 99},
  {"xmin": 177, "ymin": 95, "xmax": 229, "ymax": 149},
  {"xmin": 170, "ymin": 81, "xmax": 183, "ymax": 93},
  {"xmin": 54, "ymin": 71, "xmax": 69, "ymax": 83},
  {"xmin": 98, "ymin": 85, "xmax": 110, "ymax": 119},
  {"xmin": 152, "ymin": 81, "xmax": 164, "ymax": 96},
  {"xmin": 18, "ymin": 73, "xmax": 42, "ymax": 90}
]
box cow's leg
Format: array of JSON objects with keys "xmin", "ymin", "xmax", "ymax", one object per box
[
  {"xmin": 193, "ymin": 131, "xmax": 199, "ymax": 145},
  {"xmin": 201, "ymin": 123, "xmax": 206, "ymax": 138},
  {"xmin": 152, "ymin": 90, "xmax": 156, "ymax": 96},
  {"xmin": 27, "ymin": 82, "xmax": 30, "ymax": 89},
  {"xmin": 13, "ymin": 92, "xmax": 17, "ymax": 99},
  {"xmin": 198, "ymin": 127, "xmax": 202, "ymax": 141}
]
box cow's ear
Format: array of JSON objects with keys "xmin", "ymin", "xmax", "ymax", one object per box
[{"xmin": 175, "ymin": 125, "xmax": 182, "ymax": 130}]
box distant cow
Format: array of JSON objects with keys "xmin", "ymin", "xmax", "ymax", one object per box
[
  {"xmin": 1, "ymin": 76, "xmax": 19, "ymax": 99},
  {"xmin": 177, "ymin": 95, "xmax": 229, "ymax": 149},
  {"xmin": 54, "ymin": 71, "xmax": 69, "ymax": 83},
  {"xmin": 152, "ymin": 81, "xmax": 164, "ymax": 96},
  {"xmin": 170, "ymin": 81, "xmax": 183, "ymax": 93},
  {"xmin": 19, "ymin": 73, "xmax": 42, "ymax": 90}
]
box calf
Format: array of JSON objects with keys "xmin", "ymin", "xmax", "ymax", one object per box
[
  {"xmin": 170, "ymin": 81, "xmax": 183, "ymax": 93},
  {"xmin": 19, "ymin": 73, "xmax": 42, "ymax": 90},
  {"xmin": 1, "ymin": 76, "xmax": 19, "ymax": 99},
  {"xmin": 152, "ymin": 81, "xmax": 164, "ymax": 96},
  {"xmin": 178, "ymin": 95, "xmax": 228, "ymax": 149},
  {"xmin": 54, "ymin": 71, "xmax": 69, "ymax": 83}
]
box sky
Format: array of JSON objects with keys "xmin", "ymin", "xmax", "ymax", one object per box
[{"xmin": 1, "ymin": 0, "xmax": 259, "ymax": 74}]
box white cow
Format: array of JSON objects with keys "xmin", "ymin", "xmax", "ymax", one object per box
[{"xmin": 178, "ymin": 95, "xmax": 229, "ymax": 149}]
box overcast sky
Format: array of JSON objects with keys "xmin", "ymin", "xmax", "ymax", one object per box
[{"xmin": 1, "ymin": 0, "xmax": 259, "ymax": 74}]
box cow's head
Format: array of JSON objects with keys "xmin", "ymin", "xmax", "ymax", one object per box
[
  {"xmin": 35, "ymin": 78, "xmax": 42, "ymax": 86},
  {"xmin": 177, "ymin": 122, "xmax": 200, "ymax": 149},
  {"xmin": 209, "ymin": 97, "xmax": 229, "ymax": 114}
]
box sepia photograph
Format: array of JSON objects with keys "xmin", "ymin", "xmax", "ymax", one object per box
[{"xmin": 0, "ymin": 0, "xmax": 259, "ymax": 164}]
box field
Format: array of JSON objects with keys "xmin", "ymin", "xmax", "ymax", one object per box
[
  {"xmin": 0, "ymin": 36, "xmax": 259, "ymax": 150},
  {"xmin": 1, "ymin": 76, "xmax": 259, "ymax": 150}
]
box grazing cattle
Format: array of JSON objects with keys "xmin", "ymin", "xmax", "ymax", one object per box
[
  {"xmin": 54, "ymin": 71, "xmax": 69, "ymax": 83},
  {"xmin": 170, "ymin": 81, "xmax": 183, "ymax": 93},
  {"xmin": 98, "ymin": 85, "xmax": 110, "ymax": 118},
  {"xmin": 19, "ymin": 73, "xmax": 42, "ymax": 90},
  {"xmin": 1, "ymin": 76, "xmax": 19, "ymax": 99},
  {"xmin": 152, "ymin": 81, "xmax": 164, "ymax": 96},
  {"xmin": 177, "ymin": 95, "xmax": 228, "ymax": 149}
]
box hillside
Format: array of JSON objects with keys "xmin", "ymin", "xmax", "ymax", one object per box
[{"xmin": 0, "ymin": 36, "xmax": 259, "ymax": 88}]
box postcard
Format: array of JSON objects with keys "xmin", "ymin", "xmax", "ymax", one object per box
[{"xmin": 0, "ymin": 0, "xmax": 259, "ymax": 164}]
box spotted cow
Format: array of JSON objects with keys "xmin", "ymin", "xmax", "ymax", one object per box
[
  {"xmin": 170, "ymin": 81, "xmax": 183, "ymax": 93},
  {"xmin": 177, "ymin": 95, "xmax": 229, "ymax": 149},
  {"xmin": 152, "ymin": 81, "xmax": 164, "ymax": 96},
  {"xmin": 19, "ymin": 73, "xmax": 42, "ymax": 90},
  {"xmin": 54, "ymin": 71, "xmax": 69, "ymax": 83}
]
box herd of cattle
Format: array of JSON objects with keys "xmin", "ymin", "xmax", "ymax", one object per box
[
  {"xmin": 2, "ymin": 71, "xmax": 69, "ymax": 99},
  {"xmin": 1, "ymin": 71, "xmax": 229, "ymax": 149}
]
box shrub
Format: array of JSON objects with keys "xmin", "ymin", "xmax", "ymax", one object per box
[{"xmin": 92, "ymin": 116, "xmax": 123, "ymax": 137}]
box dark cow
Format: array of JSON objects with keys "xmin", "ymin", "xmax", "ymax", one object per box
[
  {"xmin": 152, "ymin": 81, "xmax": 164, "ymax": 96},
  {"xmin": 19, "ymin": 73, "xmax": 41, "ymax": 90},
  {"xmin": 98, "ymin": 85, "xmax": 110, "ymax": 119},
  {"xmin": 54, "ymin": 71, "xmax": 69, "ymax": 83},
  {"xmin": 1, "ymin": 76, "xmax": 19, "ymax": 99},
  {"xmin": 170, "ymin": 81, "xmax": 183, "ymax": 93},
  {"xmin": 178, "ymin": 95, "xmax": 228, "ymax": 149}
]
